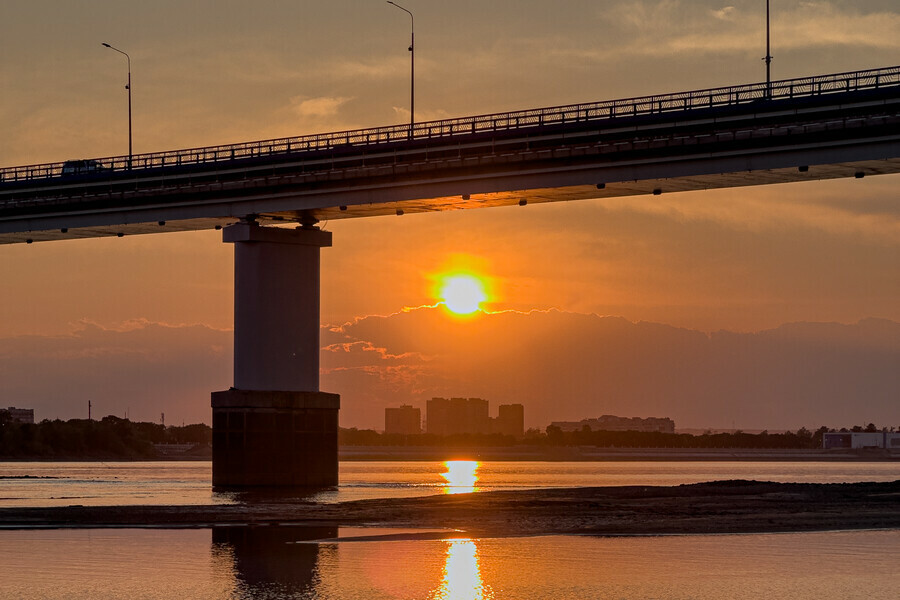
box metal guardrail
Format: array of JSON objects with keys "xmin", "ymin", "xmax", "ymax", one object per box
[{"xmin": 2, "ymin": 65, "xmax": 899, "ymax": 184}]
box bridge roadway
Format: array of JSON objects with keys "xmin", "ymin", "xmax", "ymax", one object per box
[{"xmin": 1, "ymin": 65, "xmax": 899, "ymax": 244}]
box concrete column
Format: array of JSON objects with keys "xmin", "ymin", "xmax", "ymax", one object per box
[
  {"xmin": 228, "ymin": 223, "xmax": 330, "ymax": 391},
  {"xmin": 212, "ymin": 222, "xmax": 340, "ymax": 487}
]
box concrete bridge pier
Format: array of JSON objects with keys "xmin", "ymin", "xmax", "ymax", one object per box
[{"xmin": 212, "ymin": 222, "xmax": 339, "ymax": 487}]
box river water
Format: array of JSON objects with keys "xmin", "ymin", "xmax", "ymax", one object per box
[
  {"xmin": 2, "ymin": 460, "xmax": 898, "ymax": 507},
  {"xmin": 2, "ymin": 527, "xmax": 898, "ymax": 599},
  {"xmin": 2, "ymin": 460, "xmax": 898, "ymax": 599}
]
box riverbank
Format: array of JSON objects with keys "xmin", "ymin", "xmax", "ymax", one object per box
[
  {"xmin": 3, "ymin": 446, "xmax": 897, "ymax": 462},
  {"xmin": 339, "ymin": 446, "xmax": 900, "ymax": 461},
  {"xmin": 2, "ymin": 480, "xmax": 898, "ymax": 535}
]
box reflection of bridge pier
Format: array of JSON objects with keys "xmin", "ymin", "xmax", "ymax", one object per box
[
  {"xmin": 212, "ymin": 525, "xmax": 337, "ymax": 592},
  {"xmin": 211, "ymin": 222, "xmax": 339, "ymax": 487}
]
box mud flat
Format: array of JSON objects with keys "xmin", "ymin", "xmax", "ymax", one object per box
[{"xmin": 2, "ymin": 480, "xmax": 898, "ymax": 536}]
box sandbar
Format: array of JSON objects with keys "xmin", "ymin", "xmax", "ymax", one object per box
[{"xmin": 2, "ymin": 480, "xmax": 898, "ymax": 536}]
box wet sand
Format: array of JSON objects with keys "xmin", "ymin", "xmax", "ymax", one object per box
[{"xmin": 2, "ymin": 480, "xmax": 898, "ymax": 535}]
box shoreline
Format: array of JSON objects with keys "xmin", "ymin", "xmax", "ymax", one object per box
[
  {"xmin": 2, "ymin": 446, "xmax": 897, "ymax": 462},
  {"xmin": 339, "ymin": 446, "xmax": 900, "ymax": 462},
  {"xmin": 2, "ymin": 480, "xmax": 898, "ymax": 536}
]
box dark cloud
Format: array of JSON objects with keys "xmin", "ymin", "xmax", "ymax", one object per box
[
  {"xmin": 0, "ymin": 320, "xmax": 231, "ymax": 425},
  {"xmin": 2, "ymin": 312, "xmax": 896, "ymax": 432},
  {"xmin": 324, "ymin": 308, "xmax": 900, "ymax": 431}
]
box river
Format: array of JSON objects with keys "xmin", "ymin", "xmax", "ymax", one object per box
[
  {"xmin": 1, "ymin": 460, "xmax": 898, "ymax": 599},
  {"xmin": 2, "ymin": 459, "xmax": 898, "ymax": 507}
]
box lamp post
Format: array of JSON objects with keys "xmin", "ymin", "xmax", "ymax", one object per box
[
  {"xmin": 387, "ymin": 1, "xmax": 414, "ymax": 133},
  {"xmin": 102, "ymin": 42, "xmax": 132, "ymax": 169},
  {"xmin": 764, "ymin": 0, "xmax": 772, "ymax": 98}
]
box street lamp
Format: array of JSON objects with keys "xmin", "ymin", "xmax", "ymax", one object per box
[
  {"xmin": 763, "ymin": 0, "xmax": 772, "ymax": 98},
  {"xmin": 387, "ymin": 1, "xmax": 414, "ymax": 133},
  {"xmin": 102, "ymin": 42, "xmax": 132, "ymax": 169}
]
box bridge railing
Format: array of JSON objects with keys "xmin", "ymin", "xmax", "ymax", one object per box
[{"xmin": 2, "ymin": 65, "xmax": 898, "ymax": 184}]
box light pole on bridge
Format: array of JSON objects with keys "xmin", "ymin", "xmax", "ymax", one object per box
[
  {"xmin": 764, "ymin": 0, "xmax": 773, "ymax": 98},
  {"xmin": 102, "ymin": 42, "xmax": 133, "ymax": 169},
  {"xmin": 387, "ymin": 1, "xmax": 414, "ymax": 133}
]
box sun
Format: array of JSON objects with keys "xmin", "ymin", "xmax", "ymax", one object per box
[{"xmin": 438, "ymin": 273, "xmax": 488, "ymax": 315}]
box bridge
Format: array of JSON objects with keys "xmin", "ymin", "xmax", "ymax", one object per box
[{"xmin": 2, "ymin": 65, "xmax": 899, "ymax": 487}]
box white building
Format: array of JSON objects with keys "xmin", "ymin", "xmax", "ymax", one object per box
[
  {"xmin": 823, "ymin": 431, "xmax": 900, "ymax": 449},
  {"xmin": 2, "ymin": 407, "xmax": 34, "ymax": 424}
]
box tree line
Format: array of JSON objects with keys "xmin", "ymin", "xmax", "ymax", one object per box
[
  {"xmin": 1, "ymin": 413, "xmax": 890, "ymax": 459},
  {"xmin": 340, "ymin": 424, "xmax": 886, "ymax": 450},
  {"xmin": 0, "ymin": 414, "xmax": 211, "ymax": 459}
]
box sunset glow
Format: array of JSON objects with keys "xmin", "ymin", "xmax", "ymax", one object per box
[
  {"xmin": 438, "ymin": 274, "xmax": 488, "ymax": 315},
  {"xmin": 441, "ymin": 460, "xmax": 480, "ymax": 494},
  {"xmin": 430, "ymin": 539, "xmax": 490, "ymax": 600},
  {"xmin": 3, "ymin": 2, "xmax": 900, "ymax": 599},
  {"xmin": 1, "ymin": 2, "xmax": 897, "ymax": 441}
]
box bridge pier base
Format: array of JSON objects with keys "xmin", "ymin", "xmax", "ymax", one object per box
[
  {"xmin": 211, "ymin": 390, "xmax": 339, "ymax": 486},
  {"xmin": 212, "ymin": 222, "xmax": 339, "ymax": 488}
]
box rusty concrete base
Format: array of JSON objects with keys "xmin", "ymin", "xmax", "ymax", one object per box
[{"xmin": 211, "ymin": 389, "xmax": 340, "ymax": 487}]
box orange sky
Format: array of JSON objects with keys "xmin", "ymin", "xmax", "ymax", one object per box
[{"xmin": 1, "ymin": 1, "xmax": 898, "ymax": 427}]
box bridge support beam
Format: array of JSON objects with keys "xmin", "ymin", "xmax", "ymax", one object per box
[{"xmin": 212, "ymin": 222, "xmax": 339, "ymax": 487}]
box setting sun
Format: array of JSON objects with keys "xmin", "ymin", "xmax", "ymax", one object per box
[{"xmin": 438, "ymin": 274, "xmax": 488, "ymax": 315}]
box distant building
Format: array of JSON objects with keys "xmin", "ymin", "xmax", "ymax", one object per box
[
  {"xmin": 426, "ymin": 397, "xmax": 490, "ymax": 435},
  {"xmin": 492, "ymin": 404, "xmax": 525, "ymax": 437},
  {"xmin": 2, "ymin": 407, "xmax": 34, "ymax": 424},
  {"xmin": 823, "ymin": 431, "xmax": 900, "ymax": 449},
  {"xmin": 551, "ymin": 414, "xmax": 675, "ymax": 434},
  {"xmin": 384, "ymin": 405, "xmax": 421, "ymax": 435},
  {"xmin": 426, "ymin": 398, "xmax": 525, "ymax": 437}
]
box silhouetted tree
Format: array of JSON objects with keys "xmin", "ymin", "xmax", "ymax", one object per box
[
  {"xmin": 0, "ymin": 416, "xmax": 206, "ymax": 458},
  {"xmin": 813, "ymin": 426, "xmax": 829, "ymax": 447}
]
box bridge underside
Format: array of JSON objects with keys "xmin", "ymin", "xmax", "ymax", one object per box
[{"xmin": 1, "ymin": 156, "xmax": 898, "ymax": 245}]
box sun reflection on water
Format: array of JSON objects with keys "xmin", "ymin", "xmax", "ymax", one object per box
[
  {"xmin": 441, "ymin": 460, "xmax": 480, "ymax": 494},
  {"xmin": 429, "ymin": 539, "xmax": 494, "ymax": 600}
]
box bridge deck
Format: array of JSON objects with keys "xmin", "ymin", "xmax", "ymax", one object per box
[{"xmin": 2, "ymin": 65, "xmax": 899, "ymax": 244}]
